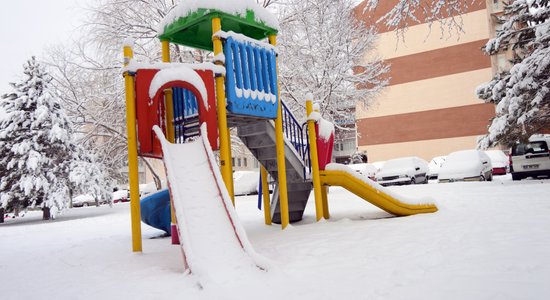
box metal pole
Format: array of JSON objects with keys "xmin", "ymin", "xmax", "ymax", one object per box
[
  {"xmin": 123, "ymin": 43, "xmax": 142, "ymax": 252},
  {"xmin": 306, "ymin": 97, "xmax": 325, "ymax": 221},
  {"xmin": 268, "ymin": 34, "xmax": 290, "ymax": 229},
  {"xmin": 212, "ymin": 17, "xmax": 235, "ymax": 203}
]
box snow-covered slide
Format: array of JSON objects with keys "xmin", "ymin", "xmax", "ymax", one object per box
[
  {"xmin": 320, "ymin": 164, "xmax": 438, "ymax": 216},
  {"xmin": 152, "ymin": 126, "xmax": 268, "ymax": 281}
]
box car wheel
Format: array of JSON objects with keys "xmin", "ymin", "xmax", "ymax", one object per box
[
  {"xmin": 410, "ymin": 177, "xmax": 416, "ymax": 185},
  {"xmin": 480, "ymin": 174, "xmax": 486, "ymax": 181},
  {"xmin": 83, "ymin": 203, "xmax": 89, "ymax": 207},
  {"xmin": 423, "ymin": 176, "xmax": 429, "ymax": 184},
  {"xmin": 487, "ymin": 173, "xmax": 493, "ymax": 182},
  {"xmin": 511, "ymin": 173, "xmax": 522, "ymax": 181}
]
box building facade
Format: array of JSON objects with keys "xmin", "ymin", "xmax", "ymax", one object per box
[{"xmin": 354, "ymin": 0, "xmax": 504, "ymax": 162}]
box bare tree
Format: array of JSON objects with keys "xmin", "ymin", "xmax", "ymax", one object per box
[
  {"xmin": 277, "ymin": 0, "xmax": 389, "ymax": 126},
  {"xmin": 364, "ymin": 0, "xmax": 478, "ymax": 39}
]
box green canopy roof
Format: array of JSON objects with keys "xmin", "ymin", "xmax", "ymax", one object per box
[{"xmin": 158, "ymin": 9, "xmax": 278, "ymax": 52}]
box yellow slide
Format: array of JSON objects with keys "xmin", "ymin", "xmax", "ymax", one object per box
[{"xmin": 319, "ymin": 166, "xmax": 438, "ymax": 216}]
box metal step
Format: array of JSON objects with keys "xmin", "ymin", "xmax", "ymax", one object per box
[{"xmin": 237, "ymin": 119, "xmax": 312, "ymax": 224}]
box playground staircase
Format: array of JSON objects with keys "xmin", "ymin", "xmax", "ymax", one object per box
[{"xmin": 237, "ymin": 119, "xmax": 312, "ymax": 223}]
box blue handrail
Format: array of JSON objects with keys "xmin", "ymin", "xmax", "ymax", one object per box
[
  {"xmin": 172, "ymin": 87, "xmax": 200, "ymax": 144},
  {"xmin": 281, "ymin": 101, "xmax": 311, "ymax": 178}
]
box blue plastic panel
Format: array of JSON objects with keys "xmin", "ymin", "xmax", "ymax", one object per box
[
  {"xmin": 223, "ymin": 36, "xmax": 278, "ymax": 119},
  {"xmin": 172, "ymin": 87, "xmax": 200, "ymax": 143}
]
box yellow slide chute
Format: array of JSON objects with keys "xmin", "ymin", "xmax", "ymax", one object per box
[{"xmin": 319, "ymin": 167, "xmax": 438, "ymax": 216}]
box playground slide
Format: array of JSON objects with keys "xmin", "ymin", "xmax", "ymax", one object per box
[
  {"xmin": 320, "ymin": 164, "xmax": 438, "ymax": 216},
  {"xmin": 152, "ymin": 126, "xmax": 268, "ymax": 280}
]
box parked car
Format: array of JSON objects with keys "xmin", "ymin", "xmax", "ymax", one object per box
[
  {"xmin": 72, "ymin": 194, "xmax": 98, "ymax": 207},
  {"xmin": 347, "ymin": 163, "xmax": 378, "ymax": 180},
  {"xmin": 139, "ymin": 182, "xmax": 157, "ymax": 197},
  {"xmin": 112, "ymin": 189, "xmax": 130, "ymax": 203},
  {"xmin": 509, "ymin": 135, "xmax": 550, "ymax": 181},
  {"xmin": 427, "ymin": 156, "xmax": 446, "ymax": 180},
  {"xmin": 375, "ymin": 157, "xmax": 429, "ymax": 186},
  {"xmin": 485, "ymin": 150, "xmax": 509, "ymax": 175},
  {"xmin": 438, "ymin": 150, "xmax": 493, "ymax": 183},
  {"xmin": 233, "ymin": 171, "xmax": 259, "ymax": 196}
]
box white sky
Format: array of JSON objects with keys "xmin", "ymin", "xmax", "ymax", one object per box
[{"xmin": 0, "ymin": 0, "xmax": 85, "ymax": 94}]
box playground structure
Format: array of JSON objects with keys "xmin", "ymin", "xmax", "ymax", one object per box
[{"xmin": 123, "ymin": 1, "xmax": 438, "ymax": 271}]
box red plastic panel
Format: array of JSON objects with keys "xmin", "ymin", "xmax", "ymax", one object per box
[
  {"xmin": 135, "ymin": 69, "xmax": 162, "ymax": 158},
  {"xmin": 134, "ymin": 68, "xmax": 219, "ymax": 158},
  {"xmin": 315, "ymin": 123, "xmax": 334, "ymax": 171}
]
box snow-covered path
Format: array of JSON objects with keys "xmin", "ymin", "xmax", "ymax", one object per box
[{"xmin": 1, "ymin": 177, "xmax": 549, "ymax": 299}]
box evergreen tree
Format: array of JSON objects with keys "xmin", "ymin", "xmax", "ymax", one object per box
[
  {"xmin": 477, "ymin": 0, "xmax": 550, "ymax": 148},
  {"xmin": 0, "ymin": 57, "xmax": 102, "ymax": 217}
]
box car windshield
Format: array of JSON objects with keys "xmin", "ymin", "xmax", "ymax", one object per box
[
  {"xmin": 512, "ymin": 141, "xmax": 549, "ymax": 155},
  {"xmin": 383, "ymin": 158, "xmax": 414, "ymax": 170},
  {"xmin": 446, "ymin": 150, "xmax": 480, "ymax": 163}
]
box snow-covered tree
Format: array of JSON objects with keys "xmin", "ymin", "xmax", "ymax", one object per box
[
  {"xmin": 278, "ymin": 0, "xmax": 389, "ymax": 124},
  {"xmin": 364, "ymin": 0, "xmax": 477, "ymax": 38},
  {"xmin": 0, "ymin": 57, "xmax": 75, "ymax": 216},
  {"xmin": 0, "ymin": 57, "xmax": 108, "ymax": 218},
  {"xmin": 476, "ymin": 0, "xmax": 550, "ymax": 148}
]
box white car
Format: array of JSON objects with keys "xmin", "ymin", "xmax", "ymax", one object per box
[
  {"xmin": 485, "ymin": 150, "xmax": 509, "ymax": 175},
  {"xmin": 347, "ymin": 163, "xmax": 378, "ymax": 180},
  {"xmin": 112, "ymin": 189, "xmax": 129, "ymax": 203},
  {"xmin": 72, "ymin": 194, "xmax": 97, "ymax": 207},
  {"xmin": 375, "ymin": 157, "xmax": 429, "ymax": 186},
  {"xmin": 438, "ymin": 150, "xmax": 493, "ymax": 183},
  {"xmin": 510, "ymin": 135, "xmax": 550, "ymax": 180},
  {"xmin": 427, "ymin": 156, "xmax": 446, "ymax": 180}
]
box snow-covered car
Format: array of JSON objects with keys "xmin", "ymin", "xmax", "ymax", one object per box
[
  {"xmin": 438, "ymin": 150, "xmax": 493, "ymax": 183},
  {"xmin": 427, "ymin": 156, "xmax": 446, "ymax": 180},
  {"xmin": 347, "ymin": 163, "xmax": 378, "ymax": 180},
  {"xmin": 233, "ymin": 171, "xmax": 259, "ymax": 196},
  {"xmin": 72, "ymin": 194, "xmax": 98, "ymax": 207},
  {"xmin": 485, "ymin": 150, "xmax": 509, "ymax": 175},
  {"xmin": 112, "ymin": 190, "xmax": 129, "ymax": 203},
  {"xmin": 375, "ymin": 157, "xmax": 429, "ymax": 186},
  {"xmin": 139, "ymin": 182, "xmax": 157, "ymax": 197},
  {"xmin": 510, "ymin": 135, "xmax": 550, "ymax": 180}
]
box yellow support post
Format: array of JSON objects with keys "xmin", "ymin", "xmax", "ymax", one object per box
[
  {"xmin": 161, "ymin": 40, "xmax": 175, "ymax": 143},
  {"xmin": 322, "ymin": 186, "xmax": 330, "ymax": 219},
  {"xmin": 161, "ymin": 40, "xmax": 179, "ymax": 244},
  {"xmin": 268, "ymin": 34, "xmax": 290, "ymax": 229},
  {"xmin": 261, "ymin": 166, "xmax": 272, "ymax": 225},
  {"xmin": 123, "ymin": 43, "xmax": 142, "ymax": 252},
  {"xmin": 212, "ymin": 17, "xmax": 235, "ymax": 204},
  {"xmin": 306, "ymin": 97, "xmax": 325, "ymax": 221}
]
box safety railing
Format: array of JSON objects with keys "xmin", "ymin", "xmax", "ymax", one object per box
[
  {"xmin": 281, "ymin": 101, "xmax": 311, "ymax": 178},
  {"xmin": 223, "ymin": 34, "xmax": 278, "ymax": 119}
]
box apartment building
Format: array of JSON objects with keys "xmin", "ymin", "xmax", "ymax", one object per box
[{"xmin": 354, "ymin": 0, "xmax": 504, "ymax": 161}]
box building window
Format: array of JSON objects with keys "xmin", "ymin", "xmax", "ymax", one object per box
[
  {"xmin": 232, "ymin": 157, "xmax": 235, "ymax": 167},
  {"xmin": 243, "ymin": 158, "xmax": 247, "ymax": 167},
  {"xmin": 237, "ymin": 158, "xmax": 241, "ymax": 167}
]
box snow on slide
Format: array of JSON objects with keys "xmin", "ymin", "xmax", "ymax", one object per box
[
  {"xmin": 321, "ymin": 163, "xmax": 438, "ymax": 216},
  {"xmin": 152, "ymin": 126, "xmax": 269, "ymax": 283}
]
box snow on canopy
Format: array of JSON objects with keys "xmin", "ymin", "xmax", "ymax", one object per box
[
  {"xmin": 148, "ymin": 66, "xmax": 209, "ymax": 110},
  {"xmin": 157, "ymin": 0, "xmax": 280, "ymax": 35}
]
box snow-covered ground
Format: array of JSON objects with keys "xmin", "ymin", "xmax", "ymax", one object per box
[{"xmin": 2, "ymin": 175, "xmax": 550, "ymax": 299}]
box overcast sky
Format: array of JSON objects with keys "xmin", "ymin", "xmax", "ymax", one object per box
[{"xmin": 0, "ymin": 0, "xmax": 85, "ymax": 94}]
